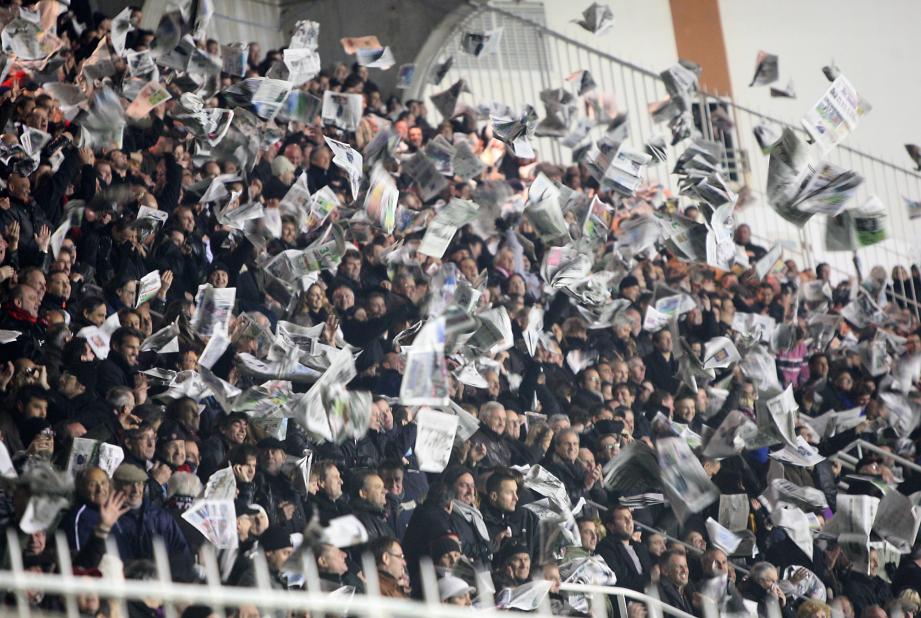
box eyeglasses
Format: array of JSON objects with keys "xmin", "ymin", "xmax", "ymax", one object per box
[{"xmin": 387, "ymin": 551, "xmax": 406, "ymax": 561}]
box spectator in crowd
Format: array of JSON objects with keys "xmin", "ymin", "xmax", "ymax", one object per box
[{"xmin": 1, "ymin": 6, "xmax": 920, "ymax": 618}]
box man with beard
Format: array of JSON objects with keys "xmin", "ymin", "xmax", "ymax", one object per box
[
  {"xmin": 96, "ymin": 327, "xmax": 143, "ymax": 397},
  {"xmin": 41, "ymin": 270, "xmax": 71, "ymax": 315},
  {"xmin": 445, "ymin": 466, "xmax": 491, "ymax": 564}
]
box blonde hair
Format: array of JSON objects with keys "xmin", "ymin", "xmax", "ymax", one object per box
[{"xmin": 796, "ymin": 599, "xmax": 831, "ymax": 618}]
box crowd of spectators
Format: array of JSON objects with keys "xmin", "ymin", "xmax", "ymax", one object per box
[{"xmin": 1, "ymin": 3, "xmax": 921, "ymax": 618}]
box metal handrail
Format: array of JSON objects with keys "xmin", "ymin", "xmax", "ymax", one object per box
[
  {"xmin": 478, "ymin": 0, "xmax": 921, "ymax": 181},
  {"xmin": 559, "ymin": 582, "xmax": 697, "ymax": 618},
  {"xmin": 0, "ymin": 571, "xmax": 702, "ymax": 618},
  {"xmin": 413, "ymin": 3, "xmax": 921, "ymax": 308},
  {"xmin": 0, "ymin": 528, "xmax": 703, "ymax": 618},
  {"xmin": 833, "ymin": 439, "xmax": 921, "ymax": 474},
  {"xmin": 474, "ymin": 1, "xmax": 661, "ymax": 80}
]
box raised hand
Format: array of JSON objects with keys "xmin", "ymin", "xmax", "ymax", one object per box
[
  {"xmin": 99, "ymin": 491, "xmax": 130, "ymax": 528},
  {"xmin": 34, "ymin": 225, "xmax": 51, "ymax": 253},
  {"xmin": 5, "ymin": 221, "xmax": 20, "ymax": 251},
  {"xmin": 157, "ymin": 270, "xmax": 174, "ymax": 299}
]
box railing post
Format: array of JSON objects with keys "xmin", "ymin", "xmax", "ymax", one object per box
[
  {"xmin": 7, "ymin": 529, "xmax": 31, "ymax": 618},
  {"xmin": 153, "ymin": 539, "xmax": 177, "ymax": 618},
  {"xmin": 590, "ymin": 591, "xmax": 606, "ymax": 618},
  {"xmin": 53, "ymin": 532, "xmax": 79, "ymax": 618},
  {"xmin": 199, "ymin": 544, "xmax": 227, "ymax": 618},
  {"xmin": 616, "ymin": 593, "xmax": 628, "ymax": 618}
]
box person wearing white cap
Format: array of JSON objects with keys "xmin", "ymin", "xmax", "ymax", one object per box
[{"xmin": 438, "ymin": 575, "xmax": 475, "ymax": 606}]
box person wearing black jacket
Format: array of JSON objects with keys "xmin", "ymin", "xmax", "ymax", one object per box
[
  {"xmin": 253, "ymin": 438, "xmax": 307, "ymax": 534},
  {"xmin": 444, "ymin": 466, "xmax": 492, "ymax": 566},
  {"xmin": 401, "ymin": 484, "xmax": 456, "ymax": 596},
  {"xmin": 657, "ymin": 549, "xmax": 695, "ymax": 615},
  {"xmin": 170, "ymin": 206, "xmax": 209, "ymax": 293},
  {"xmin": 595, "ymin": 504, "xmax": 654, "ymax": 593},
  {"xmin": 311, "ymin": 461, "xmax": 351, "ymax": 524},
  {"xmin": 316, "ymin": 543, "xmax": 364, "ymax": 592},
  {"xmin": 306, "ymin": 146, "xmax": 333, "ymax": 192},
  {"xmin": 336, "ymin": 434, "xmax": 384, "ymax": 471},
  {"xmin": 198, "ymin": 411, "xmax": 249, "ymax": 481},
  {"xmin": 95, "ymin": 327, "xmax": 143, "ymax": 397},
  {"xmin": 153, "ymin": 149, "xmax": 183, "ymax": 214},
  {"xmin": 73, "ymin": 385, "xmax": 133, "ymax": 448},
  {"xmin": 0, "ymin": 284, "xmax": 46, "ymax": 362},
  {"xmin": 104, "ymin": 220, "xmax": 148, "ymax": 286},
  {"xmin": 0, "ymin": 191, "xmax": 51, "ymax": 273},
  {"xmin": 739, "ymin": 563, "xmax": 794, "ymax": 618},
  {"xmin": 468, "ymin": 402, "xmax": 519, "ymax": 469},
  {"xmin": 541, "ymin": 429, "xmax": 594, "ymax": 506},
  {"xmin": 479, "ymin": 468, "xmax": 538, "ymax": 559},
  {"xmin": 155, "ymin": 227, "xmax": 194, "ymax": 302},
  {"xmin": 350, "ymin": 470, "xmax": 395, "ymax": 543},
  {"xmin": 893, "ymin": 546, "xmax": 921, "ymax": 597},
  {"xmin": 643, "ymin": 329, "xmax": 679, "ymax": 394},
  {"xmin": 685, "ymin": 547, "xmax": 748, "ymax": 615},
  {"xmin": 841, "ymin": 548, "xmax": 893, "ymax": 618}
]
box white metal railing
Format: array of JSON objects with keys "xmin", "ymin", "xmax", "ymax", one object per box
[
  {"xmin": 410, "ymin": 0, "xmax": 921, "ymax": 302},
  {"xmin": 834, "ymin": 439, "xmax": 921, "ymax": 475},
  {"xmin": 559, "ymin": 582, "xmax": 696, "ymax": 618},
  {"xmin": 1, "ymin": 529, "xmax": 703, "ymax": 618}
]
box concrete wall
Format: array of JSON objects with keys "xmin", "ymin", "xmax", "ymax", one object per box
[
  {"xmin": 719, "ymin": 0, "xmax": 921, "ymax": 166},
  {"xmin": 542, "ymin": 0, "xmax": 678, "ymax": 79},
  {"xmin": 94, "ymin": 0, "xmax": 286, "ymax": 51},
  {"xmin": 280, "ymin": 0, "xmax": 459, "ymax": 96}
]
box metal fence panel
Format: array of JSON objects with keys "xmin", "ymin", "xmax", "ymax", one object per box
[
  {"xmin": 0, "ymin": 528, "xmax": 710, "ymax": 618},
  {"xmin": 409, "ymin": 2, "xmax": 921, "ymax": 291}
]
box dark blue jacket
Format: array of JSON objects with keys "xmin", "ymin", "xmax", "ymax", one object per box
[{"xmin": 111, "ymin": 498, "xmax": 195, "ymax": 581}]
